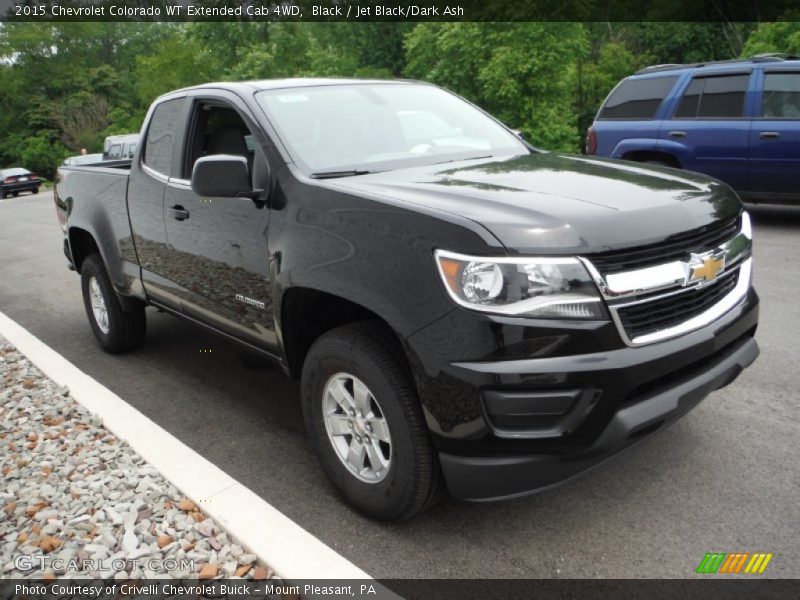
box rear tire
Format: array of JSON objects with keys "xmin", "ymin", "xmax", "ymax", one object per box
[
  {"xmin": 12, "ymin": 192, "xmax": 18, "ymax": 197},
  {"xmin": 301, "ymin": 321, "xmax": 441, "ymax": 521},
  {"xmin": 80, "ymin": 253, "xmax": 146, "ymax": 353}
]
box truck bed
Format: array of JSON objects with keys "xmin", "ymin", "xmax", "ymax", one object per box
[{"xmin": 55, "ymin": 160, "xmax": 136, "ymax": 293}]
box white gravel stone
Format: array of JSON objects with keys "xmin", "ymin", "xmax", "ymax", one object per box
[{"xmin": 0, "ymin": 335, "xmax": 275, "ymax": 581}]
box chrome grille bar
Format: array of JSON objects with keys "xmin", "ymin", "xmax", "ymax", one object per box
[{"xmin": 581, "ymin": 212, "xmax": 753, "ymax": 346}]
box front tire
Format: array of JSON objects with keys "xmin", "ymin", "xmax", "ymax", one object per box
[
  {"xmin": 80, "ymin": 253, "xmax": 146, "ymax": 353},
  {"xmin": 301, "ymin": 322, "xmax": 441, "ymax": 520},
  {"xmin": 31, "ymin": 188, "xmax": 39, "ymax": 195}
]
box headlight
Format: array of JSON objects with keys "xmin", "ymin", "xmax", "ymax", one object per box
[{"xmin": 434, "ymin": 250, "xmax": 607, "ymax": 319}]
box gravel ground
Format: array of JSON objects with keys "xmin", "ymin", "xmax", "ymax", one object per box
[{"xmin": 0, "ymin": 336, "xmax": 274, "ymax": 581}]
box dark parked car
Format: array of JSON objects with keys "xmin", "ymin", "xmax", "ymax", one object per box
[
  {"xmin": 587, "ymin": 54, "xmax": 800, "ymax": 204},
  {"xmin": 55, "ymin": 79, "xmax": 759, "ymax": 520},
  {"xmin": 1, "ymin": 167, "xmax": 42, "ymax": 198}
]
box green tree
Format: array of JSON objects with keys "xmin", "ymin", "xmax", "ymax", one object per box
[
  {"xmin": 20, "ymin": 132, "xmax": 69, "ymax": 179},
  {"xmin": 406, "ymin": 23, "xmax": 586, "ymax": 151},
  {"xmin": 133, "ymin": 29, "xmax": 223, "ymax": 105},
  {"xmin": 741, "ymin": 21, "xmax": 800, "ymax": 56},
  {"xmin": 574, "ymin": 40, "xmax": 637, "ymax": 142}
]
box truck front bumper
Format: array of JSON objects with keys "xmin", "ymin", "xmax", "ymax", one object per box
[
  {"xmin": 440, "ymin": 333, "xmax": 757, "ymax": 501},
  {"xmin": 407, "ymin": 288, "xmax": 759, "ymax": 501}
]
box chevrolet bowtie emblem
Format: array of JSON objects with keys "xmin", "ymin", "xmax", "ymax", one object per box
[{"xmin": 688, "ymin": 252, "xmax": 725, "ymax": 284}]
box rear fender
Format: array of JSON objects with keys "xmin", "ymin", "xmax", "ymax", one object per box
[{"xmin": 609, "ymin": 138, "xmax": 662, "ymax": 159}]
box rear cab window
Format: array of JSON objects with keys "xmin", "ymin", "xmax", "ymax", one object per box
[
  {"xmin": 674, "ymin": 74, "xmax": 750, "ymax": 119},
  {"xmin": 598, "ymin": 76, "xmax": 678, "ymax": 119}
]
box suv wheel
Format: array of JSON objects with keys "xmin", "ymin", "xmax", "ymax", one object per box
[
  {"xmin": 301, "ymin": 322, "xmax": 441, "ymax": 520},
  {"xmin": 81, "ymin": 253, "xmax": 146, "ymax": 353}
]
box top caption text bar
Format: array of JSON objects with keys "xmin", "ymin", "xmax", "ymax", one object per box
[{"xmin": 2, "ymin": 0, "xmax": 800, "ymax": 22}]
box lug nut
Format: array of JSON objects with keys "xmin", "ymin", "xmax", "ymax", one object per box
[
  {"xmin": 363, "ymin": 436, "xmax": 370, "ymax": 444},
  {"xmin": 355, "ymin": 436, "xmax": 362, "ymax": 444},
  {"xmin": 365, "ymin": 423, "xmax": 372, "ymax": 432},
  {"xmin": 348, "ymin": 421, "xmax": 353, "ymax": 429}
]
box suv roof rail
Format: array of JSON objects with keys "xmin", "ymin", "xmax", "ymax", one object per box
[{"xmin": 635, "ymin": 54, "xmax": 799, "ymax": 75}]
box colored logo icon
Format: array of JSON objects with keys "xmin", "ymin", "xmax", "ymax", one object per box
[{"xmin": 696, "ymin": 552, "xmax": 773, "ymax": 574}]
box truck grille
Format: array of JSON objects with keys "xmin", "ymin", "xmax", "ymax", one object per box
[
  {"xmin": 616, "ymin": 270, "xmax": 739, "ymax": 340},
  {"xmin": 589, "ymin": 216, "xmax": 740, "ymax": 274}
]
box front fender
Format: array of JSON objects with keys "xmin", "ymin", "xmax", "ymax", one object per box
[{"xmin": 268, "ymin": 170, "xmax": 500, "ymax": 341}]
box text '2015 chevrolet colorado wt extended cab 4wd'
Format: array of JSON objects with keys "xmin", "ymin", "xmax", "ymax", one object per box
[{"xmin": 55, "ymin": 79, "xmax": 759, "ymax": 521}]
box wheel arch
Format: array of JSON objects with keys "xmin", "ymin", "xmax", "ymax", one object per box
[
  {"xmin": 68, "ymin": 226, "xmax": 101, "ymax": 274},
  {"xmin": 279, "ymin": 286, "xmax": 411, "ymax": 381},
  {"xmin": 68, "ymin": 227, "xmax": 144, "ymax": 312},
  {"xmin": 621, "ymin": 149, "xmax": 682, "ymax": 168}
]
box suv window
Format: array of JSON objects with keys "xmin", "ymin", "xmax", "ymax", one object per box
[
  {"xmin": 675, "ymin": 74, "xmax": 749, "ymax": 119},
  {"xmin": 143, "ymin": 98, "xmax": 185, "ymax": 176},
  {"xmin": 599, "ymin": 76, "xmax": 678, "ymax": 119},
  {"xmin": 762, "ymin": 72, "xmax": 800, "ymax": 118}
]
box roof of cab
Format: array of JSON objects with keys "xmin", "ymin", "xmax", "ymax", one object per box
[{"xmin": 167, "ymin": 77, "xmax": 419, "ymax": 96}]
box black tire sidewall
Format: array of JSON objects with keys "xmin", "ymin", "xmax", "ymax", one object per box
[
  {"xmin": 302, "ymin": 332, "xmax": 428, "ymax": 520},
  {"xmin": 80, "ymin": 255, "xmax": 121, "ymax": 351}
]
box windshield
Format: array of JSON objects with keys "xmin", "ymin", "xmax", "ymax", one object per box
[{"xmin": 256, "ymin": 83, "xmax": 527, "ymax": 174}]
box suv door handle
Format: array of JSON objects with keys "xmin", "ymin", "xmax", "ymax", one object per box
[
  {"xmin": 759, "ymin": 131, "xmax": 780, "ymax": 139},
  {"xmin": 668, "ymin": 130, "xmax": 686, "ymax": 138},
  {"xmin": 168, "ymin": 205, "xmax": 190, "ymax": 221}
]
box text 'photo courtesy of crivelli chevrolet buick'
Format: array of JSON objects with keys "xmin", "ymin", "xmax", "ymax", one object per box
[{"xmin": 54, "ymin": 79, "xmax": 759, "ymax": 520}]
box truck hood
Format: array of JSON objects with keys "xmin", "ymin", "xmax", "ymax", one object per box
[{"xmin": 329, "ymin": 152, "xmax": 741, "ymax": 254}]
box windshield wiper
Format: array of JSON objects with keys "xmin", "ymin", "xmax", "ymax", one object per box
[
  {"xmin": 431, "ymin": 154, "xmax": 493, "ymax": 166},
  {"xmin": 310, "ymin": 169, "xmax": 382, "ymax": 179}
]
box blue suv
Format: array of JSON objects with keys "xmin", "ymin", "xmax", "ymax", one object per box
[{"xmin": 587, "ymin": 55, "xmax": 800, "ymax": 204}]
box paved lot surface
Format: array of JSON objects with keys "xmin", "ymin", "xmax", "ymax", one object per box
[{"xmin": 1, "ymin": 191, "xmax": 798, "ymax": 578}]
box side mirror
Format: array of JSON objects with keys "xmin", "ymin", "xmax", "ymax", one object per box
[
  {"xmin": 512, "ymin": 129, "xmax": 526, "ymax": 141},
  {"xmin": 191, "ymin": 155, "xmax": 252, "ymax": 198}
]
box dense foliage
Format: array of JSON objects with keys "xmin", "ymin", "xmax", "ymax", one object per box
[{"xmin": 0, "ymin": 21, "xmax": 796, "ymax": 178}]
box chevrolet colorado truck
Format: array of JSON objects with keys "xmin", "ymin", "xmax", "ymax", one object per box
[{"xmin": 55, "ymin": 79, "xmax": 759, "ymax": 520}]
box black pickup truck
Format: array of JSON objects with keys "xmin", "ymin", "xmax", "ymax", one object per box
[{"xmin": 55, "ymin": 79, "xmax": 759, "ymax": 520}]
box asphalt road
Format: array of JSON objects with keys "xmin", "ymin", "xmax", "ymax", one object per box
[{"xmin": 1, "ymin": 191, "xmax": 798, "ymax": 578}]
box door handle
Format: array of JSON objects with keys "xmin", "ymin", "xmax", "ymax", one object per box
[
  {"xmin": 759, "ymin": 131, "xmax": 780, "ymax": 139},
  {"xmin": 668, "ymin": 130, "xmax": 686, "ymax": 138},
  {"xmin": 168, "ymin": 205, "xmax": 190, "ymax": 221}
]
